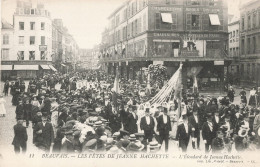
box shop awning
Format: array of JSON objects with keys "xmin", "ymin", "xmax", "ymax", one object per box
[
  {"xmin": 49, "ymin": 65, "xmax": 57, "ymax": 71},
  {"xmin": 40, "ymin": 65, "xmax": 50, "ymax": 70},
  {"xmin": 14, "ymin": 65, "xmax": 39, "ymax": 70},
  {"xmin": 209, "ymin": 14, "xmax": 220, "ymax": 25},
  {"xmin": 1, "ymin": 65, "xmax": 12, "ymax": 70},
  {"xmin": 161, "ymin": 13, "xmax": 173, "ymax": 23},
  {"xmin": 61, "ymin": 64, "xmax": 66, "ymax": 67}
]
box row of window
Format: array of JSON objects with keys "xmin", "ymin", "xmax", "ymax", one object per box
[
  {"xmin": 2, "ymin": 35, "xmax": 46, "ymax": 45},
  {"xmin": 241, "ymin": 10, "xmax": 260, "ymax": 31},
  {"xmin": 229, "ymin": 30, "xmax": 239, "ymax": 39},
  {"xmin": 229, "ymin": 47, "xmax": 239, "ymax": 57},
  {"xmin": 16, "ymin": 7, "xmax": 50, "ymax": 17},
  {"xmin": 109, "ymin": 13, "xmax": 147, "ymax": 44},
  {"xmin": 18, "ymin": 36, "xmax": 45, "ymax": 45},
  {"xmin": 19, "ymin": 21, "xmax": 45, "ymax": 30},
  {"xmin": 112, "ymin": 0, "xmax": 148, "ymax": 28},
  {"xmin": 1, "ymin": 49, "xmax": 47, "ymax": 61},
  {"xmin": 241, "ymin": 36, "xmax": 259, "ymax": 55}
]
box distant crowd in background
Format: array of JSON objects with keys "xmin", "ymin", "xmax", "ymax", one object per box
[{"xmin": 1, "ymin": 70, "xmax": 260, "ymax": 154}]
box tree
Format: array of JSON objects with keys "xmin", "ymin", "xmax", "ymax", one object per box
[{"xmin": 148, "ymin": 64, "xmax": 167, "ymax": 88}]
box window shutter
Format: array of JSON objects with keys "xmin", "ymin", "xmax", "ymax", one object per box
[{"xmin": 186, "ymin": 14, "xmax": 192, "ymax": 30}]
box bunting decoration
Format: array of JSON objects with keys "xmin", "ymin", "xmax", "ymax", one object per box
[{"xmin": 145, "ymin": 63, "xmax": 183, "ymax": 106}]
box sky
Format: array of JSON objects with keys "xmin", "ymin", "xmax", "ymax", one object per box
[{"xmin": 2, "ymin": 0, "xmax": 240, "ymax": 49}]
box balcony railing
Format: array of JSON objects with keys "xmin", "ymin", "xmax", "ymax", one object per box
[{"xmin": 100, "ymin": 49, "xmax": 226, "ymax": 61}]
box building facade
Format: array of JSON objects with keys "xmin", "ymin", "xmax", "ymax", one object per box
[
  {"xmin": 228, "ymin": 16, "xmax": 240, "ymax": 84},
  {"xmin": 1, "ymin": 0, "xmax": 80, "ymax": 79},
  {"xmin": 1, "ymin": 1, "xmax": 54, "ymax": 79},
  {"xmin": 239, "ymin": 0, "xmax": 260, "ymax": 87},
  {"xmin": 100, "ymin": 0, "xmax": 230, "ymax": 91},
  {"xmin": 1, "ymin": 21, "xmax": 15, "ymax": 80}
]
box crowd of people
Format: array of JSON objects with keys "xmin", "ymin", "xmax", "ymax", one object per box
[{"xmin": 2, "ymin": 70, "xmax": 260, "ymax": 154}]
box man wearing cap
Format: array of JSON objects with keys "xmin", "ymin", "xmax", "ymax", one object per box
[
  {"xmin": 140, "ymin": 108, "xmax": 155, "ymax": 143},
  {"xmin": 202, "ymin": 115, "xmax": 215, "ymax": 153},
  {"xmin": 188, "ymin": 109, "xmax": 201, "ymax": 150},
  {"xmin": 12, "ymin": 119, "xmax": 28, "ymax": 154},
  {"xmin": 176, "ymin": 114, "xmax": 191, "ymax": 152},
  {"xmin": 157, "ymin": 107, "xmax": 171, "ymax": 152}
]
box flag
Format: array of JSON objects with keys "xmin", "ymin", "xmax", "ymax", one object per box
[
  {"xmin": 113, "ymin": 68, "xmax": 120, "ymax": 94},
  {"xmin": 193, "ymin": 76, "xmax": 198, "ymax": 94},
  {"xmin": 174, "ymin": 63, "xmax": 183, "ymax": 100}
]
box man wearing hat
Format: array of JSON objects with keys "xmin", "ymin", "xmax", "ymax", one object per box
[
  {"xmin": 176, "ymin": 114, "xmax": 191, "ymax": 152},
  {"xmin": 188, "ymin": 109, "xmax": 201, "ymax": 150},
  {"xmin": 157, "ymin": 107, "xmax": 171, "ymax": 152},
  {"xmin": 33, "ymin": 115, "xmax": 54, "ymax": 152},
  {"xmin": 202, "ymin": 114, "xmax": 215, "ymax": 153},
  {"xmin": 140, "ymin": 108, "xmax": 155, "ymax": 143},
  {"xmin": 12, "ymin": 119, "xmax": 28, "ymax": 154},
  {"xmin": 61, "ymin": 130, "xmax": 75, "ymax": 153}
]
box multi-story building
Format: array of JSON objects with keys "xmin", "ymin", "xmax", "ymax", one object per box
[
  {"xmin": 79, "ymin": 49, "xmax": 92, "ymax": 70},
  {"xmin": 239, "ymin": 0, "xmax": 260, "ymax": 87},
  {"xmin": 100, "ymin": 0, "xmax": 230, "ymax": 91},
  {"xmin": 1, "ymin": 1, "xmax": 55, "ymax": 79},
  {"xmin": 228, "ymin": 15, "xmax": 240, "ymax": 83},
  {"xmin": 1, "ymin": 20, "xmax": 15, "ymax": 80},
  {"xmin": 1, "ymin": 0, "xmax": 80, "ymax": 78}
]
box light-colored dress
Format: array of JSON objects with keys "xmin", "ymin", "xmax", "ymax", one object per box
[
  {"xmin": 169, "ymin": 109, "xmax": 178, "ymax": 139},
  {"xmin": 0, "ymin": 98, "xmax": 7, "ymax": 115}
]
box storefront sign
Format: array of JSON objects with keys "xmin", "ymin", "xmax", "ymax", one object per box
[
  {"xmin": 153, "ymin": 61, "xmax": 164, "ymax": 65},
  {"xmin": 185, "ymin": 8, "xmax": 220, "ymax": 13},
  {"xmin": 39, "ymin": 45, "xmax": 47, "ymax": 51},
  {"xmin": 152, "ymin": 7, "xmax": 182, "ymax": 11},
  {"xmin": 214, "ymin": 60, "xmax": 224, "ymax": 65},
  {"xmin": 153, "ymin": 33, "xmax": 221, "ymax": 39}
]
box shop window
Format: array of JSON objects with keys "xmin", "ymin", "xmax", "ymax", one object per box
[
  {"xmin": 29, "ymin": 51, "xmax": 35, "ymax": 60},
  {"xmin": 19, "ymin": 22, "xmax": 24, "ymax": 30}
]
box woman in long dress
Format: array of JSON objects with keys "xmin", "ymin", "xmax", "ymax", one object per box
[
  {"xmin": 168, "ymin": 102, "xmax": 178, "ymax": 139},
  {"xmin": 0, "ymin": 95, "xmax": 7, "ymax": 117}
]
